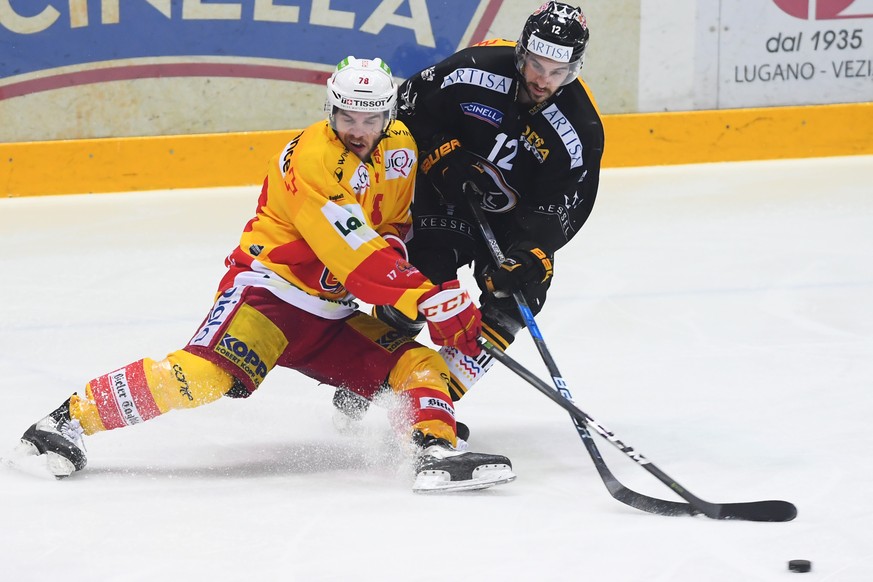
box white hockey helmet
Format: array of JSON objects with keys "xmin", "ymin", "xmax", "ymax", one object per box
[{"xmin": 326, "ymin": 56, "xmax": 398, "ymax": 133}]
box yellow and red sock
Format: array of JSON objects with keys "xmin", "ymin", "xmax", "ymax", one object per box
[{"xmin": 71, "ymin": 350, "xmax": 234, "ymax": 435}]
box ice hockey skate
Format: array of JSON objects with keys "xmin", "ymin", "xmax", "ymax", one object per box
[
  {"xmin": 331, "ymin": 387, "xmax": 372, "ymax": 433},
  {"xmin": 412, "ymin": 431, "xmax": 515, "ymax": 493},
  {"xmin": 333, "ymin": 386, "xmax": 472, "ymax": 447},
  {"xmin": 10, "ymin": 399, "xmax": 87, "ymax": 479}
]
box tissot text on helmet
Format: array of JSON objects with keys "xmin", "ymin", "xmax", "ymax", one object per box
[{"xmin": 339, "ymin": 97, "xmax": 393, "ymax": 110}]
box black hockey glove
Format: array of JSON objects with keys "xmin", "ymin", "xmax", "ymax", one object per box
[
  {"xmin": 419, "ymin": 137, "xmax": 488, "ymax": 203},
  {"xmin": 482, "ymin": 242, "xmax": 554, "ymax": 297}
]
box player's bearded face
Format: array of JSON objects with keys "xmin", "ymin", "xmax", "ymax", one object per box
[
  {"xmin": 520, "ymin": 53, "xmax": 570, "ymax": 104},
  {"xmin": 334, "ymin": 110, "xmax": 385, "ymax": 161}
]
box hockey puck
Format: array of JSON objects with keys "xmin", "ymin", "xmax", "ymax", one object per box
[{"xmin": 788, "ymin": 560, "xmax": 812, "ymax": 573}]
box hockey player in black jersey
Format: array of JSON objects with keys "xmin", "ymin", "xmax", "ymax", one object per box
[{"xmin": 334, "ymin": 2, "xmax": 604, "ymax": 439}]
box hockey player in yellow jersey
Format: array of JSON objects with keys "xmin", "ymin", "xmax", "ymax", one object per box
[{"xmin": 11, "ymin": 56, "xmax": 515, "ymax": 493}]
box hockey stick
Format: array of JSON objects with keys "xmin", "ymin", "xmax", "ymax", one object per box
[
  {"xmin": 480, "ymin": 338, "xmax": 797, "ymax": 522},
  {"xmin": 463, "ymin": 182, "xmax": 796, "ymax": 521},
  {"xmin": 462, "ymin": 182, "xmax": 694, "ymax": 516}
]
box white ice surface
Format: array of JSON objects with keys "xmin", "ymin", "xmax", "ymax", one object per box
[{"xmin": 1, "ymin": 155, "xmax": 871, "ymax": 581}]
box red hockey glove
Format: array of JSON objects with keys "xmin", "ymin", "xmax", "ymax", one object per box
[
  {"xmin": 419, "ymin": 137, "xmax": 489, "ymax": 203},
  {"xmin": 482, "ymin": 242, "xmax": 554, "ymax": 296},
  {"xmin": 418, "ymin": 280, "xmax": 482, "ymax": 357}
]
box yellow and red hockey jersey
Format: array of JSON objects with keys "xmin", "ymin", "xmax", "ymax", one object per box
[{"xmin": 219, "ymin": 119, "xmax": 433, "ymax": 320}]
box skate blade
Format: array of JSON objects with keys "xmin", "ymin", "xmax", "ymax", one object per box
[
  {"xmin": 1, "ymin": 441, "xmax": 73, "ymax": 480},
  {"xmin": 412, "ymin": 464, "xmax": 516, "ymax": 493}
]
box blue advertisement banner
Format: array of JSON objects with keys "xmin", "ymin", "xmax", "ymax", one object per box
[{"xmin": 0, "ymin": 0, "xmax": 502, "ymax": 99}]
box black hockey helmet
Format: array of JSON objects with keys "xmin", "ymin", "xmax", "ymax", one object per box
[{"xmin": 515, "ymin": 2, "xmax": 590, "ymax": 86}]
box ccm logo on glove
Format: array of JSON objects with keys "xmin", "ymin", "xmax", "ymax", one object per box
[
  {"xmin": 419, "ymin": 289, "xmax": 471, "ymax": 319},
  {"xmin": 418, "ymin": 280, "xmax": 482, "ymax": 357}
]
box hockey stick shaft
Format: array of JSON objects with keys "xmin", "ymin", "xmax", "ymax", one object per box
[
  {"xmin": 479, "ymin": 339, "xmax": 682, "ymax": 489},
  {"xmin": 481, "ymin": 338, "xmax": 797, "ymax": 521},
  {"xmin": 461, "ymin": 182, "xmax": 580, "ymax": 404},
  {"xmin": 463, "ymin": 182, "xmax": 796, "ymax": 521},
  {"xmin": 461, "ymin": 182, "xmax": 668, "ymax": 510}
]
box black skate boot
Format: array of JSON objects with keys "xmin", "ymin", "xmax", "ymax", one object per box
[
  {"xmin": 333, "ymin": 387, "xmax": 370, "ymax": 420},
  {"xmin": 19, "ymin": 398, "xmax": 87, "ymax": 478},
  {"xmin": 454, "ymin": 421, "xmax": 470, "ymax": 451},
  {"xmin": 331, "ymin": 387, "xmax": 371, "ymax": 433},
  {"xmin": 412, "ymin": 431, "xmax": 515, "ymax": 493}
]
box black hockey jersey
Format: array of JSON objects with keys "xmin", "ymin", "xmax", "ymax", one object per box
[{"xmin": 397, "ymin": 39, "xmax": 604, "ymax": 255}]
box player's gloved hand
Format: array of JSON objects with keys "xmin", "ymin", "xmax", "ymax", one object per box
[
  {"xmin": 418, "ymin": 280, "xmax": 482, "ymax": 357},
  {"xmin": 419, "ymin": 137, "xmax": 488, "ymax": 202},
  {"xmin": 482, "ymin": 242, "xmax": 554, "ymax": 297}
]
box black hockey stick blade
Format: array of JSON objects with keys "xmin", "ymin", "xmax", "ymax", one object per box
[
  {"xmin": 611, "ymin": 484, "xmax": 797, "ymax": 521},
  {"xmin": 482, "ymin": 340, "xmax": 798, "ymax": 522},
  {"xmin": 597, "ymin": 462, "xmax": 795, "ymax": 520},
  {"xmin": 707, "ymin": 500, "xmax": 798, "ymax": 522}
]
